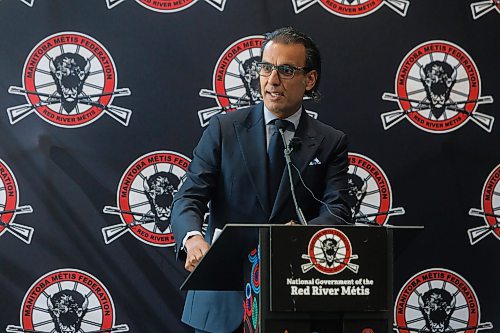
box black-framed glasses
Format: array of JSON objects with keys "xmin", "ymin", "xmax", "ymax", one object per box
[{"xmin": 256, "ymin": 62, "xmax": 310, "ymax": 79}]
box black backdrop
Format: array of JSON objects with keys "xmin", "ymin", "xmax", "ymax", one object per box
[{"xmin": 0, "ymin": 0, "xmax": 498, "ymax": 332}]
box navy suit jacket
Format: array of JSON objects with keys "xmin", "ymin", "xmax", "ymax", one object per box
[{"xmin": 171, "ymin": 103, "xmax": 350, "ymax": 332}]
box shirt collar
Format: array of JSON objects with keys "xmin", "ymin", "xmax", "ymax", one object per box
[{"xmin": 263, "ymin": 105, "xmax": 302, "ymax": 130}]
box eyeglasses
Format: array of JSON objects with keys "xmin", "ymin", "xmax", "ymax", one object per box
[{"xmin": 256, "ymin": 62, "xmax": 310, "ymax": 79}]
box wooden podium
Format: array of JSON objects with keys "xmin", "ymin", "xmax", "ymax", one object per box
[{"xmin": 181, "ymin": 224, "xmax": 416, "ymax": 333}]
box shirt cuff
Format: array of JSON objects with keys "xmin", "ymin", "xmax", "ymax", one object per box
[{"xmin": 182, "ymin": 231, "xmax": 203, "ymax": 252}]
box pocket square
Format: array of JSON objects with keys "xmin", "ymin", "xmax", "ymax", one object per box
[{"xmin": 309, "ymin": 157, "xmax": 321, "ymax": 165}]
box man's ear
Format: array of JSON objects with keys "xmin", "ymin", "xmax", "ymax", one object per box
[{"xmin": 304, "ymin": 70, "xmax": 318, "ymax": 92}]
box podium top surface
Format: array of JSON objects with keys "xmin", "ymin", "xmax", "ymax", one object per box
[{"xmin": 180, "ymin": 224, "xmax": 261, "ymax": 291}]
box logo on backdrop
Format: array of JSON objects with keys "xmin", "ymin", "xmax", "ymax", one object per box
[
  {"xmin": 197, "ymin": 35, "xmax": 264, "ymax": 127},
  {"xmin": 394, "ymin": 268, "xmax": 493, "ymax": 333},
  {"xmin": 468, "ymin": 164, "xmax": 500, "ymax": 245},
  {"xmin": 301, "ymin": 228, "xmax": 359, "ymax": 275},
  {"xmin": 347, "ymin": 153, "xmax": 405, "ymax": 225},
  {"xmin": 471, "ymin": 0, "xmax": 500, "ymax": 19},
  {"xmin": 197, "ymin": 35, "xmax": 317, "ymax": 127},
  {"xmin": 381, "ymin": 40, "xmax": 495, "ymax": 133},
  {"xmin": 6, "ymin": 269, "xmax": 129, "ymax": 333},
  {"xmin": 102, "ymin": 151, "xmax": 190, "ymax": 247},
  {"xmin": 17, "ymin": 0, "xmax": 34, "ymax": 6},
  {"xmin": 291, "ymin": 0, "xmax": 410, "ymax": 17},
  {"xmin": 105, "ymin": 0, "xmax": 226, "ymax": 12},
  {"xmin": 7, "ymin": 32, "xmax": 132, "ymax": 128},
  {"xmin": 0, "ymin": 159, "xmax": 34, "ymax": 244}
]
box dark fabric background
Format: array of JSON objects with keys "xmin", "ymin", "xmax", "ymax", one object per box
[{"xmin": 0, "ymin": 0, "xmax": 498, "ymax": 332}]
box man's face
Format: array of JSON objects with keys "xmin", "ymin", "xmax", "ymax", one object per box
[{"xmin": 260, "ymin": 41, "xmax": 318, "ymax": 119}]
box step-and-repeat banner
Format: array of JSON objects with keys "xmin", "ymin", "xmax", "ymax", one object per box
[{"xmin": 0, "ymin": 0, "xmax": 498, "ymax": 332}]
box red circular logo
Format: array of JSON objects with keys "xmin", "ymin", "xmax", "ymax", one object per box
[
  {"xmin": 348, "ymin": 153, "xmax": 393, "ymax": 225},
  {"xmin": 117, "ymin": 151, "xmax": 190, "ymax": 247},
  {"xmin": 0, "ymin": 159, "xmax": 19, "ymax": 234},
  {"xmin": 395, "ymin": 41, "xmax": 481, "ymax": 133},
  {"xmin": 395, "ymin": 269, "xmax": 480, "ymax": 333},
  {"xmin": 318, "ymin": 0, "xmax": 384, "ymax": 17},
  {"xmin": 20, "ymin": 269, "xmax": 117, "ymax": 332},
  {"xmin": 22, "ymin": 32, "xmax": 117, "ymax": 127},
  {"xmin": 213, "ymin": 36, "xmax": 264, "ymax": 110},
  {"xmin": 136, "ymin": 0, "xmax": 197, "ymax": 12},
  {"xmin": 307, "ymin": 228, "xmax": 353, "ymax": 275},
  {"xmin": 482, "ymin": 164, "xmax": 500, "ymax": 239}
]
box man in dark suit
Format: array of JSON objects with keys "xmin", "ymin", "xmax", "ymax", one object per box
[{"xmin": 171, "ymin": 27, "xmax": 351, "ymax": 333}]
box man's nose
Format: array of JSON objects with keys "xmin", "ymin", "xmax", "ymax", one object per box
[{"xmin": 268, "ymin": 69, "xmax": 281, "ymax": 85}]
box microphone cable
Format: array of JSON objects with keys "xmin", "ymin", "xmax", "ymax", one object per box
[{"xmin": 289, "ymin": 162, "xmax": 356, "ymax": 226}]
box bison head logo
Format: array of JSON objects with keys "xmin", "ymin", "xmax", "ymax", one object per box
[
  {"xmin": 144, "ymin": 171, "xmax": 180, "ymax": 232},
  {"xmin": 239, "ymin": 55, "xmax": 262, "ymax": 105},
  {"xmin": 47, "ymin": 290, "xmax": 89, "ymax": 333},
  {"xmin": 420, "ymin": 61, "xmax": 457, "ymax": 119},
  {"xmin": 49, "ymin": 53, "xmax": 91, "ymax": 114},
  {"xmin": 347, "ymin": 173, "xmax": 367, "ymax": 218},
  {"xmin": 419, "ymin": 288, "xmax": 456, "ymax": 333},
  {"xmin": 320, "ymin": 238, "xmax": 339, "ymax": 267}
]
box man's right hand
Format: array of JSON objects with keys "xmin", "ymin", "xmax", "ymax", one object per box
[{"xmin": 184, "ymin": 234, "xmax": 210, "ymax": 272}]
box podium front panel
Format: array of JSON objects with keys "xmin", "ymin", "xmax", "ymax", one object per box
[{"xmin": 270, "ymin": 225, "xmax": 389, "ymax": 312}]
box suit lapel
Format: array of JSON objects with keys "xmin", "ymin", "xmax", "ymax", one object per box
[
  {"xmin": 270, "ymin": 110, "xmax": 324, "ymax": 220},
  {"xmin": 234, "ymin": 104, "xmax": 270, "ymax": 214}
]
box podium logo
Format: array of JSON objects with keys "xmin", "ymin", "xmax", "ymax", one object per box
[
  {"xmin": 468, "ymin": 164, "xmax": 500, "ymax": 245},
  {"xmin": 301, "ymin": 228, "xmax": 359, "ymax": 275},
  {"xmin": 102, "ymin": 151, "xmax": 190, "ymax": 246},
  {"xmin": 381, "ymin": 40, "xmax": 495, "ymax": 133},
  {"xmin": 394, "ymin": 268, "xmax": 493, "ymax": 333},
  {"xmin": 105, "ymin": 0, "xmax": 227, "ymax": 12},
  {"xmin": 291, "ymin": 0, "xmax": 410, "ymax": 17},
  {"xmin": 7, "ymin": 32, "xmax": 132, "ymax": 128},
  {"xmin": 348, "ymin": 153, "xmax": 405, "ymax": 225},
  {"xmin": 6, "ymin": 269, "xmax": 129, "ymax": 333},
  {"xmin": 0, "ymin": 159, "xmax": 34, "ymax": 244},
  {"xmin": 471, "ymin": 0, "xmax": 500, "ymax": 19}
]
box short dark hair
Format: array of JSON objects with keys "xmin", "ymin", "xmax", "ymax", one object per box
[{"xmin": 261, "ymin": 27, "xmax": 322, "ymax": 101}]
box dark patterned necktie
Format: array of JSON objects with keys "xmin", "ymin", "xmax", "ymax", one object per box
[{"xmin": 268, "ymin": 119, "xmax": 293, "ymax": 206}]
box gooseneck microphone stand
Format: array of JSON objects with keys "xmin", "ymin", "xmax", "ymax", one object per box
[{"xmin": 276, "ymin": 123, "xmax": 307, "ymax": 225}]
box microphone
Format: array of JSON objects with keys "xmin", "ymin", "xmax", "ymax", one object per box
[
  {"xmin": 275, "ymin": 121, "xmax": 355, "ymax": 226},
  {"xmin": 288, "ymin": 137, "xmax": 302, "ymax": 152},
  {"xmin": 274, "ymin": 120, "xmax": 308, "ymax": 225}
]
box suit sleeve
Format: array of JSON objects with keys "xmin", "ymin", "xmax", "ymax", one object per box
[
  {"xmin": 308, "ymin": 133, "xmax": 351, "ymax": 225},
  {"xmin": 171, "ymin": 116, "xmax": 222, "ymax": 254}
]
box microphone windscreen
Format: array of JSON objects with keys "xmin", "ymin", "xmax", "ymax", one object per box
[{"xmin": 289, "ymin": 137, "xmax": 302, "ymax": 150}]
